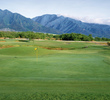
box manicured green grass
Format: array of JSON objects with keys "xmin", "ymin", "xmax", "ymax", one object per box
[{"xmin": 0, "ymin": 39, "xmax": 110, "ymax": 100}]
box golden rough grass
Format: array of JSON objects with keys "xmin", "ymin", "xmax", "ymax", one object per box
[
  {"xmin": 0, "ymin": 45, "xmax": 13, "ymax": 49},
  {"xmin": 0, "ymin": 41, "xmax": 5, "ymax": 42}
]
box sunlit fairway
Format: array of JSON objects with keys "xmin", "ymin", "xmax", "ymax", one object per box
[{"xmin": 0, "ymin": 39, "xmax": 110, "ymax": 100}]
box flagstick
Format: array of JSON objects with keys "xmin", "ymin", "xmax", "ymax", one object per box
[
  {"xmin": 34, "ymin": 48, "xmax": 38, "ymax": 62},
  {"xmin": 36, "ymin": 49, "xmax": 38, "ymax": 62}
]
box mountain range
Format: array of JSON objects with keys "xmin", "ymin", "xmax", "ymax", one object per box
[
  {"xmin": 0, "ymin": 9, "xmax": 61, "ymax": 34},
  {"xmin": 0, "ymin": 9, "xmax": 110, "ymax": 38},
  {"xmin": 33, "ymin": 14, "xmax": 110, "ymax": 38}
]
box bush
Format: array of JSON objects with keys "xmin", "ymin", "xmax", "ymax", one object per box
[{"xmin": 107, "ymin": 42, "xmax": 110, "ymax": 46}]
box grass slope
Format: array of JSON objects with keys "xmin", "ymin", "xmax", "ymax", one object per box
[{"xmin": 0, "ymin": 39, "xmax": 110, "ymax": 100}]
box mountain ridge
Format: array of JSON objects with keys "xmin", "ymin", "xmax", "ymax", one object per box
[
  {"xmin": 33, "ymin": 14, "xmax": 110, "ymax": 38},
  {"xmin": 0, "ymin": 9, "xmax": 61, "ymax": 34}
]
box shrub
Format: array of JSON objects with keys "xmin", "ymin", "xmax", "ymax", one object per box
[{"xmin": 107, "ymin": 42, "xmax": 110, "ymax": 46}]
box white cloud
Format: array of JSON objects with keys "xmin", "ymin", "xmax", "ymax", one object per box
[
  {"xmin": 76, "ymin": 17, "xmax": 110, "ymax": 25},
  {"xmin": 62, "ymin": 14, "xmax": 110, "ymax": 25}
]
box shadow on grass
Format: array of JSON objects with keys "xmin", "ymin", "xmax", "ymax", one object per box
[{"xmin": 19, "ymin": 40, "xmax": 29, "ymax": 42}]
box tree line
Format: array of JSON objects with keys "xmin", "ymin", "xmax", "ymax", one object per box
[{"xmin": 0, "ymin": 31, "xmax": 110, "ymax": 41}]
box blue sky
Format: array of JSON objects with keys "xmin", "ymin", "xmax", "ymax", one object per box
[{"xmin": 0, "ymin": 0, "xmax": 110, "ymax": 25}]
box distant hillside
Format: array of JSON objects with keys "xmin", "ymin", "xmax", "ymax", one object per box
[
  {"xmin": 33, "ymin": 14, "xmax": 110, "ymax": 38},
  {"xmin": 0, "ymin": 28, "xmax": 15, "ymax": 31},
  {"xmin": 0, "ymin": 9, "xmax": 61, "ymax": 34}
]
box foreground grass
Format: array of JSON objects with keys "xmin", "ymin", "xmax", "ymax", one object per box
[
  {"xmin": 0, "ymin": 93, "xmax": 110, "ymax": 100},
  {"xmin": 0, "ymin": 39, "xmax": 110, "ymax": 100}
]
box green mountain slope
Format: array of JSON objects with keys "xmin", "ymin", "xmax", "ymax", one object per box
[{"xmin": 0, "ymin": 9, "xmax": 61, "ymax": 34}]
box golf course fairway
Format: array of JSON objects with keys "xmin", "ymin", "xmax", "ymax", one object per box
[{"xmin": 0, "ymin": 39, "xmax": 110, "ymax": 100}]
